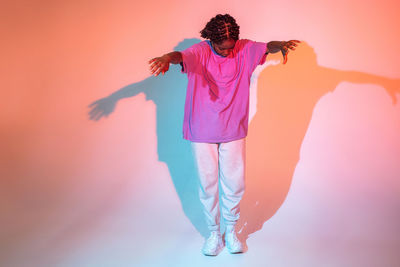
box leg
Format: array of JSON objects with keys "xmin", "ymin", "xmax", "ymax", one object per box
[
  {"xmin": 218, "ymin": 138, "xmax": 246, "ymax": 253},
  {"xmin": 191, "ymin": 142, "xmax": 220, "ymax": 232},
  {"xmin": 218, "ymin": 138, "xmax": 246, "ymax": 228}
]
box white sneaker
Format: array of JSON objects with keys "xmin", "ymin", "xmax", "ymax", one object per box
[
  {"xmin": 202, "ymin": 231, "xmax": 224, "ymax": 256},
  {"xmin": 225, "ymin": 229, "xmax": 244, "ymax": 254}
]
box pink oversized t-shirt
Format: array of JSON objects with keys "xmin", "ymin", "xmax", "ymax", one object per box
[{"xmin": 181, "ymin": 39, "xmax": 267, "ymax": 143}]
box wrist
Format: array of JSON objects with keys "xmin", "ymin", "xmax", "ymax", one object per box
[
  {"xmin": 162, "ymin": 54, "xmax": 172, "ymax": 63},
  {"xmin": 267, "ymin": 41, "xmax": 284, "ymax": 54}
]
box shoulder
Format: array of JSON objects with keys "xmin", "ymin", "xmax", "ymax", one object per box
[
  {"xmin": 237, "ymin": 39, "xmax": 253, "ymax": 45},
  {"xmin": 235, "ymin": 39, "xmax": 256, "ymax": 51},
  {"xmin": 237, "ymin": 39, "xmax": 267, "ymax": 53}
]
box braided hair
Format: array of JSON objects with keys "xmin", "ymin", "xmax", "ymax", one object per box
[{"xmin": 200, "ymin": 14, "xmax": 240, "ymax": 44}]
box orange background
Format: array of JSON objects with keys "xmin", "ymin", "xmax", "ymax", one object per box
[{"xmin": 1, "ymin": 0, "xmax": 400, "ymax": 266}]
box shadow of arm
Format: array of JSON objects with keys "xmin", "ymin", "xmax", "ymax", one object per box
[
  {"xmin": 335, "ymin": 69, "xmax": 400, "ymax": 105},
  {"xmin": 88, "ymin": 77, "xmax": 154, "ymax": 121}
]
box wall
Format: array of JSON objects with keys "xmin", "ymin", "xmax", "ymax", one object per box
[{"xmin": 1, "ymin": 0, "xmax": 399, "ymax": 266}]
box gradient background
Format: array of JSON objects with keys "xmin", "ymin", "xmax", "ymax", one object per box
[{"xmin": 2, "ymin": 0, "xmax": 400, "ymax": 266}]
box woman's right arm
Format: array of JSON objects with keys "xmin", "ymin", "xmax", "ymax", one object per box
[{"xmin": 148, "ymin": 51, "xmax": 183, "ymax": 76}]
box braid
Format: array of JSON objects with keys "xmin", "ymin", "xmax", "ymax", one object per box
[{"xmin": 200, "ymin": 14, "xmax": 240, "ymax": 44}]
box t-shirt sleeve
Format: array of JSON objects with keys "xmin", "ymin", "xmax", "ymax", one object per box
[
  {"xmin": 244, "ymin": 39, "xmax": 268, "ymax": 72},
  {"xmin": 180, "ymin": 42, "xmax": 202, "ymax": 74}
]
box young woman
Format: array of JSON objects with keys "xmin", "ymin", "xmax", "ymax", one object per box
[{"xmin": 149, "ymin": 14, "xmax": 299, "ymax": 256}]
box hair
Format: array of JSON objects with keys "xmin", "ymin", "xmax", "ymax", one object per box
[{"xmin": 200, "ymin": 14, "xmax": 240, "ymax": 44}]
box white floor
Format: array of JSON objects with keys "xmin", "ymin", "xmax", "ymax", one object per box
[{"xmin": 3, "ymin": 162, "xmax": 399, "ymax": 267}]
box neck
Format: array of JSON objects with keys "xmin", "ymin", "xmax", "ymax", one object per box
[{"xmin": 211, "ymin": 42, "xmax": 225, "ymax": 57}]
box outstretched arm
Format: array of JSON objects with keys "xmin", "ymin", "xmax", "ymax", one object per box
[
  {"xmin": 148, "ymin": 51, "xmax": 183, "ymax": 76},
  {"xmin": 267, "ymin": 40, "xmax": 300, "ymax": 64},
  {"xmin": 335, "ymin": 69, "xmax": 400, "ymax": 104}
]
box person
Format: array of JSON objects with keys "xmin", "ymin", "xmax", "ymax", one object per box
[{"xmin": 149, "ymin": 14, "xmax": 299, "ymax": 256}]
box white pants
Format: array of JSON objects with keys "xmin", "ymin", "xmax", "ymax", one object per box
[{"xmin": 191, "ymin": 138, "xmax": 246, "ymax": 231}]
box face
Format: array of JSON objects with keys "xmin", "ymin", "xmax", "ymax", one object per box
[{"xmin": 212, "ymin": 39, "xmax": 236, "ymax": 57}]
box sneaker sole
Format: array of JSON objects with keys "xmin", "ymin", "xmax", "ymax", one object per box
[
  {"xmin": 227, "ymin": 245, "xmax": 244, "ymax": 254},
  {"xmin": 202, "ymin": 245, "xmax": 224, "ymax": 256}
]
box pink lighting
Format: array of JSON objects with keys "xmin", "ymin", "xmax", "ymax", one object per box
[{"xmin": 1, "ymin": 0, "xmax": 399, "ymax": 266}]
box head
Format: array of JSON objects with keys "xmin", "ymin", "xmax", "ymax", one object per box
[{"xmin": 200, "ymin": 14, "xmax": 240, "ymax": 57}]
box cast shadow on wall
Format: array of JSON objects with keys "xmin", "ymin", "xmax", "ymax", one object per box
[
  {"xmin": 88, "ymin": 38, "xmax": 209, "ymax": 237},
  {"xmin": 88, "ymin": 39, "xmax": 399, "ymax": 242},
  {"xmin": 238, "ymin": 41, "xmax": 400, "ymax": 242}
]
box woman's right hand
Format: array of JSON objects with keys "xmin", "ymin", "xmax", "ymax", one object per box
[{"xmin": 148, "ymin": 55, "xmax": 170, "ymax": 76}]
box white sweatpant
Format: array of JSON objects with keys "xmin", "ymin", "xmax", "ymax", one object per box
[{"xmin": 191, "ymin": 138, "xmax": 246, "ymax": 231}]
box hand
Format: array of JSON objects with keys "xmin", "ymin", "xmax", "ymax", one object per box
[
  {"xmin": 88, "ymin": 97, "xmax": 117, "ymax": 121},
  {"xmin": 281, "ymin": 40, "xmax": 300, "ymax": 64},
  {"xmin": 148, "ymin": 55, "xmax": 170, "ymax": 76}
]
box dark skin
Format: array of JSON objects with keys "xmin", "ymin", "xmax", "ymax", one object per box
[
  {"xmin": 211, "ymin": 39, "xmax": 236, "ymax": 57},
  {"xmin": 149, "ymin": 39, "xmax": 300, "ymax": 76}
]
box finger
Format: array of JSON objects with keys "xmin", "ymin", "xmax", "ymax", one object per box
[
  {"xmin": 94, "ymin": 112, "xmax": 103, "ymax": 121},
  {"xmin": 90, "ymin": 110, "xmax": 103, "ymax": 121},
  {"xmin": 153, "ymin": 64, "xmax": 165, "ymax": 74},
  {"xmin": 150, "ymin": 64, "xmax": 158, "ymax": 72},
  {"xmin": 88, "ymin": 101, "xmax": 99, "ymax": 108},
  {"xmin": 281, "ymin": 49, "xmax": 286, "ymax": 61},
  {"xmin": 287, "ymin": 41, "xmax": 298, "ymax": 47},
  {"xmin": 150, "ymin": 66, "xmax": 158, "ymax": 75},
  {"xmin": 89, "ymin": 108, "xmax": 99, "ymax": 117},
  {"xmin": 149, "ymin": 63, "xmax": 157, "ymax": 71},
  {"xmin": 150, "ymin": 63, "xmax": 162, "ymax": 73},
  {"xmin": 151, "ymin": 68, "xmax": 160, "ymax": 76},
  {"xmin": 149, "ymin": 58, "xmax": 161, "ymax": 65},
  {"xmin": 286, "ymin": 41, "xmax": 299, "ymax": 48},
  {"xmin": 283, "ymin": 50, "xmax": 289, "ymax": 64},
  {"xmin": 152, "ymin": 66, "xmax": 162, "ymax": 75},
  {"xmin": 149, "ymin": 59, "xmax": 164, "ymax": 69},
  {"xmin": 149, "ymin": 61, "xmax": 160, "ymax": 70}
]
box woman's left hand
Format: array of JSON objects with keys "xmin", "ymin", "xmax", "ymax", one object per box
[{"xmin": 281, "ymin": 40, "xmax": 301, "ymax": 64}]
